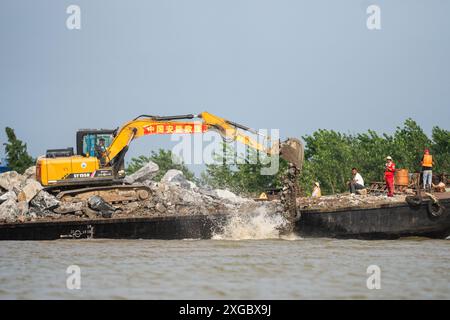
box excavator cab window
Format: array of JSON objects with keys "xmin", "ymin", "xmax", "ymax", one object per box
[
  {"xmin": 76, "ymin": 129, "xmax": 116, "ymax": 157},
  {"xmin": 82, "ymin": 134, "xmax": 113, "ymax": 157}
]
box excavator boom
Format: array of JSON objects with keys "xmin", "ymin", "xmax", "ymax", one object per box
[{"xmin": 105, "ymin": 111, "xmax": 304, "ymax": 170}]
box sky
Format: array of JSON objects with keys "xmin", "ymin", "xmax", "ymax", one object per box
[{"xmin": 0, "ymin": 0, "xmax": 449, "ymax": 172}]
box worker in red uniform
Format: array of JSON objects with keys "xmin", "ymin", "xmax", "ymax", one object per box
[{"xmin": 384, "ymin": 156, "xmax": 396, "ymax": 197}]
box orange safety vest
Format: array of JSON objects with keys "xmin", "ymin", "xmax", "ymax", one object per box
[{"xmin": 422, "ymin": 154, "xmax": 432, "ymax": 167}]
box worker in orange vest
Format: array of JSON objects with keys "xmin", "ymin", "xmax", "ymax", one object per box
[
  {"xmin": 384, "ymin": 156, "xmax": 396, "ymax": 197},
  {"xmin": 421, "ymin": 149, "xmax": 434, "ymax": 191}
]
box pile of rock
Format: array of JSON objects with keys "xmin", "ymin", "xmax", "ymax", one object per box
[
  {"xmin": 0, "ymin": 167, "xmax": 43, "ymax": 222},
  {"xmin": 0, "ymin": 162, "xmax": 281, "ymax": 223},
  {"xmin": 297, "ymin": 193, "xmax": 406, "ymax": 211},
  {"xmin": 0, "ymin": 165, "xmax": 139, "ymax": 223},
  {"xmin": 118, "ymin": 164, "xmax": 279, "ymax": 218}
]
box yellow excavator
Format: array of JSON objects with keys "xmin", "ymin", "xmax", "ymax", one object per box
[{"xmin": 36, "ymin": 111, "xmax": 303, "ymax": 203}]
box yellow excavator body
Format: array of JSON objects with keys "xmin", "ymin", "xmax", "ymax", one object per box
[{"xmin": 37, "ymin": 155, "xmax": 101, "ymax": 187}]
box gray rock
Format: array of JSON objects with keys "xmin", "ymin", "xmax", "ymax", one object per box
[
  {"xmin": 0, "ymin": 191, "xmax": 17, "ymax": 204},
  {"xmin": 145, "ymin": 202, "xmax": 155, "ymax": 209},
  {"xmin": 176, "ymin": 187, "xmax": 206, "ymax": 206},
  {"xmin": 88, "ymin": 195, "xmax": 116, "ymax": 213},
  {"xmin": 198, "ymin": 187, "xmax": 217, "ymax": 198},
  {"xmin": 0, "ymin": 198, "xmax": 20, "ymax": 222},
  {"xmin": 124, "ymin": 161, "xmax": 159, "ymax": 184},
  {"xmin": 181, "ymin": 192, "xmax": 199, "ymax": 204},
  {"xmin": 0, "ymin": 171, "xmax": 25, "ymax": 191},
  {"xmin": 155, "ymin": 202, "xmax": 166, "ymax": 213},
  {"xmin": 82, "ymin": 206, "xmax": 100, "ymax": 219},
  {"xmin": 122, "ymin": 202, "xmax": 140, "ymax": 213},
  {"xmin": 30, "ymin": 190, "xmax": 60, "ymax": 211},
  {"xmin": 17, "ymin": 201, "xmax": 29, "ymax": 216},
  {"xmin": 23, "ymin": 166, "xmax": 36, "ymax": 181},
  {"xmin": 54, "ymin": 202, "xmax": 84, "ymax": 214},
  {"xmin": 17, "ymin": 180, "xmax": 43, "ymax": 203},
  {"xmin": 161, "ymin": 169, "xmax": 197, "ymax": 190},
  {"xmin": 214, "ymin": 189, "xmax": 249, "ymax": 204}
]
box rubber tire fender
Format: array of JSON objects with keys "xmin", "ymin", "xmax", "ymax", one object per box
[
  {"xmin": 405, "ymin": 196, "xmax": 422, "ymax": 207},
  {"xmin": 427, "ymin": 201, "xmax": 445, "ymax": 218}
]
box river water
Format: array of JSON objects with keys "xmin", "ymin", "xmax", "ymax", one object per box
[{"xmin": 0, "ymin": 212, "xmax": 449, "ymax": 299}]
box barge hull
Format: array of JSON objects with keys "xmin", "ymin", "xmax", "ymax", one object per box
[
  {"xmin": 0, "ymin": 215, "xmax": 227, "ymax": 241},
  {"xmin": 296, "ymin": 197, "xmax": 450, "ymax": 239}
]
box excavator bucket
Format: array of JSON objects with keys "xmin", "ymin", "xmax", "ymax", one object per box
[{"xmin": 279, "ymin": 138, "xmax": 304, "ymax": 170}]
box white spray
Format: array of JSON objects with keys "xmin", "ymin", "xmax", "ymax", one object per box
[{"xmin": 212, "ymin": 207, "xmax": 302, "ymax": 240}]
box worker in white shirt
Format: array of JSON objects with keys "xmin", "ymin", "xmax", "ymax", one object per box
[{"xmin": 349, "ymin": 167, "xmax": 365, "ymax": 194}]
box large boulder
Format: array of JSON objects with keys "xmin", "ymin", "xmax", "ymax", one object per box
[
  {"xmin": 30, "ymin": 190, "xmax": 60, "ymax": 211},
  {"xmin": 0, "ymin": 171, "xmax": 25, "ymax": 191},
  {"xmin": 23, "ymin": 166, "xmax": 37, "ymax": 181},
  {"xmin": 0, "ymin": 198, "xmax": 20, "ymax": 222},
  {"xmin": 0, "ymin": 190, "xmax": 17, "ymax": 204},
  {"xmin": 88, "ymin": 195, "xmax": 115, "ymax": 218},
  {"xmin": 124, "ymin": 161, "xmax": 159, "ymax": 184},
  {"xmin": 161, "ymin": 169, "xmax": 197, "ymax": 190},
  {"xmin": 17, "ymin": 180, "xmax": 43, "ymax": 203}
]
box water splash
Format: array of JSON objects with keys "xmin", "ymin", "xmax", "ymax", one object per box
[{"xmin": 212, "ymin": 208, "xmax": 302, "ymax": 240}]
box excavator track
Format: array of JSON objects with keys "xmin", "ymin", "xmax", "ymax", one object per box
[{"xmin": 52, "ymin": 184, "xmax": 152, "ymax": 205}]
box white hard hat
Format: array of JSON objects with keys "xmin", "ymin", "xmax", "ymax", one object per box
[
  {"xmin": 314, "ymin": 181, "xmax": 320, "ymax": 187},
  {"xmin": 386, "ymin": 156, "xmax": 392, "ymax": 160}
]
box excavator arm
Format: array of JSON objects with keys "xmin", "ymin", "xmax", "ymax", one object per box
[{"xmin": 104, "ymin": 111, "xmax": 304, "ymax": 170}]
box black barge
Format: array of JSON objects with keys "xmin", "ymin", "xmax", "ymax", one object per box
[{"xmin": 0, "ymin": 193, "xmax": 449, "ymax": 240}]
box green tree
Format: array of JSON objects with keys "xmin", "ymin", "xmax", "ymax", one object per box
[
  {"xmin": 351, "ymin": 130, "xmax": 393, "ymax": 183},
  {"xmin": 201, "ymin": 143, "xmax": 287, "ymax": 196},
  {"xmin": 391, "ymin": 118, "xmax": 431, "ymax": 172},
  {"xmin": 201, "ymin": 119, "xmax": 447, "ymax": 196},
  {"xmin": 431, "ymin": 126, "xmax": 450, "ymax": 173},
  {"xmin": 3, "ymin": 127, "xmax": 35, "ymax": 174},
  {"xmin": 126, "ymin": 149, "xmax": 195, "ymax": 182},
  {"xmin": 301, "ymin": 130, "xmax": 353, "ymax": 194}
]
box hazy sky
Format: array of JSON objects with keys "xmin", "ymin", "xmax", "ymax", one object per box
[{"xmin": 1, "ymin": 1, "xmax": 449, "ymax": 170}]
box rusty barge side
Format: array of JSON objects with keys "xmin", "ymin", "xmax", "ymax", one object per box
[
  {"xmin": 0, "ymin": 194, "xmax": 449, "ymax": 241},
  {"xmin": 296, "ymin": 193, "xmax": 450, "ymax": 239}
]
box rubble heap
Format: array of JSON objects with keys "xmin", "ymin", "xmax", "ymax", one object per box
[
  {"xmin": 297, "ymin": 193, "xmax": 406, "ymax": 211},
  {"xmin": 0, "ymin": 163, "xmax": 281, "ymax": 224}
]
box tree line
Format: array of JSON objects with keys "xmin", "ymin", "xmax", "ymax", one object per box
[{"xmin": 201, "ymin": 118, "xmax": 449, "ymax": 196}]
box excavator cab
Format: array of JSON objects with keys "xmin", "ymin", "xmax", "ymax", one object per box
[
  {"xmin": 75, "ymin": 129, "xmax": 116, "ymax": 157},
  {"xmin": 75, "ymin": 128, "xmax": 125, "ymax": 175}
]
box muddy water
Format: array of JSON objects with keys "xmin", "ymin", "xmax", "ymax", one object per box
[{"xmin": 0, "ymin": 212, "xmax": 449, "ymax": 299}]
